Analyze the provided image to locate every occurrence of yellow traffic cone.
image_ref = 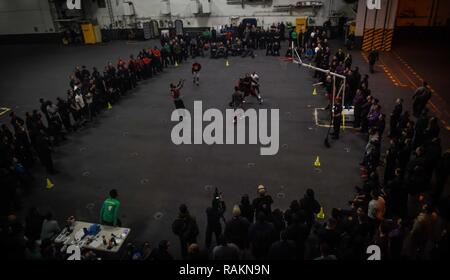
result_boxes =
[107,102,112,110]
[314,156,321,168]
[317,207,325,220]
[226,60,229,67]
[46,178,54,189]
[313,87,317,96]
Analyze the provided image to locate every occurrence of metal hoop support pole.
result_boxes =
[342,78,346,130]
[332,75,336,115]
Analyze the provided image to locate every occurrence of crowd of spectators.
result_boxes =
[1,24,448,260]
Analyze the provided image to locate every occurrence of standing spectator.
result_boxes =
[252,185,273,219]
[433,151,450,203]
[279,22,285,41]
[286,212,310,260]
[331,99,343,139]
[284,200,301,226]
[205,197,224,249]
[405,147,427,218]
[224,205,250,250]
[40,238,58,260]
[84,91,95,121]
[368,49,379,73]
[172,204,199,259]
[46,101,65,144]
[360,95,372,133]
[413,110,429,149]
[290,29,298,47]
[148,240,173,260]
[389,98,403,138]
[24,207,44,242]
[211,235,240,260]
[316,218,341,254]
[74,90,87,122]
[385,168,407,218]
[367,190,385,233]
[299,189,321,230]
[268,230,296,260]
[248,212,276,260]
[409,204,440,259]
[69,94,82,129]
[344,53,352,69]
[56,97,72,132]
[412,81,431,117]
[39,98,50,125]
[14,124,34,168]
[3,215,26,259]
[35,130,56,174]
[314,243,337,260]
[372,220,391,260]
[9,111,25,134]
[361,75,370,93]
[353,89,365,128]
[99,189,121,226]
[335,48,345,63]
[383,138,398,185]
[40,212,61,241]
[271,208,286,239]
[24,240,42,260]
[186,243,209,260]
[424,117,440,142]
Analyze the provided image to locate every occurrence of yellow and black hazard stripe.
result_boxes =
[362,28,374,51]
[373,29,384,50]
[382,29,394,51]
[362,28,394,52]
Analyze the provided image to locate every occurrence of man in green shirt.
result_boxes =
[202,30,211,40]
[100,189,121,226]
[161,43,171,68]
[291,30,298,47]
